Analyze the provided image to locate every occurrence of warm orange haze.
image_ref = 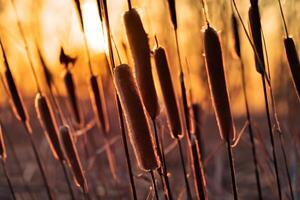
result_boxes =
[0,0,299,199]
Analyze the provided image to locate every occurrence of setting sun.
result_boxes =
[82,2,105,52]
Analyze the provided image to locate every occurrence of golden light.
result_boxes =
[82,2,106,52]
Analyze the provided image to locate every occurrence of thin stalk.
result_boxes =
[102,0,138,199]
[82,187,91,200]
[177,139,192,200]
[276,0,289,37]
[127,0,132,10]
[59,160,76,200]
[23,123,53,200]
[240,60,263,199]
[152,120,173,200]
[1,157,16,200]
[261,75,282,200]
[226,140,238,200]
[150,170,160,200]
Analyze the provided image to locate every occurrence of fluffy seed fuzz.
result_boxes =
[114,64,160,171]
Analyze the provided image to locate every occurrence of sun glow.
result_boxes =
[82,2,106,52]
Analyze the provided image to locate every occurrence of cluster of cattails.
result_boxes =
[0,0,299,199]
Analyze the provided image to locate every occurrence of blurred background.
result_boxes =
[0,0,299,199]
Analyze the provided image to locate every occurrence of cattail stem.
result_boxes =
[59,160,76,200]
[177,139,192,200]
[127,0,132,10]
[260,75,282,200]
[0,157,16,200]
[23,123,53,200]
[279,134,294,200]
[276,0,289,37]
[117,99,138,200]
[226,141,238,200]
[152,120,173,200]
[102,1,138,199]
[150,170,160,200]
[174,30,183,73]
[240,62,263,200]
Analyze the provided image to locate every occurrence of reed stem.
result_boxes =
[150,170,160,200]
[226,140,238,200]
[23,123,53,200]
[152,120,173,200]
[240,61,263,199]
[261,75,282,200]
[1,157,16,200]
[177,139,192,200]
[60,160,76,200]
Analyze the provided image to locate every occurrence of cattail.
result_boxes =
[89,75,110,133]
[204,26,235,143]
[35,93,65,161]
[284,37,300,100]
[0,40,28,123]
[123,9,158,119]
[63,70,82,125]
[231,14,241,58]
[248,4,265,74]
[37,47,53,88]
[73,0,84,31]
[113,64,159,171]
[60,125,88,192]
[0,125,7,160]
[60,48,77,67]
[154,46,182,138]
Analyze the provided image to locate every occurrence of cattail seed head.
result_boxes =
[123,9,159,119]
[248,5,265,74]
[154,46,182,138]
[114,64,160,171]
[203,26,235,143]
[0,125,7,160]
[63,70,82,125]
[60,125,88,191]
[35,93,64,161]
[0,40,28,123]
[231,14,241,58]
[284,37,300,100]
[89,75,110,133]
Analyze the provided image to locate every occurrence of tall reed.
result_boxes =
[231,11,263,199]
[248,1,282,198]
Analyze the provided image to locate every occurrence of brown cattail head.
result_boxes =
[113,64,160,171]
[35,93,65,161]
[284,37,300,100]
[123,9,159,119]
[60,125,88,192]
[154,46,182,139]
[0,125,7,160]
[248,4,265,74]
[231,14,241,58]
[203,26,235,143]
[59,47,77,68]
[0,40,28,123]
[89,75,110,133]
[63,70,82,125]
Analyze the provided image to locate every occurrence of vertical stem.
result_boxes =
[60,160,76,200]
[177,139,192,200]
[1,157,16,200]
[150,170,160,200]
[23,123,53,200]
[226,141,238,200]
[127,0,132,10]
[152,120,173,200]
[261,75,282,200]
[279,134,294,200]
[240,61,263,199]
[116,98,138,200]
